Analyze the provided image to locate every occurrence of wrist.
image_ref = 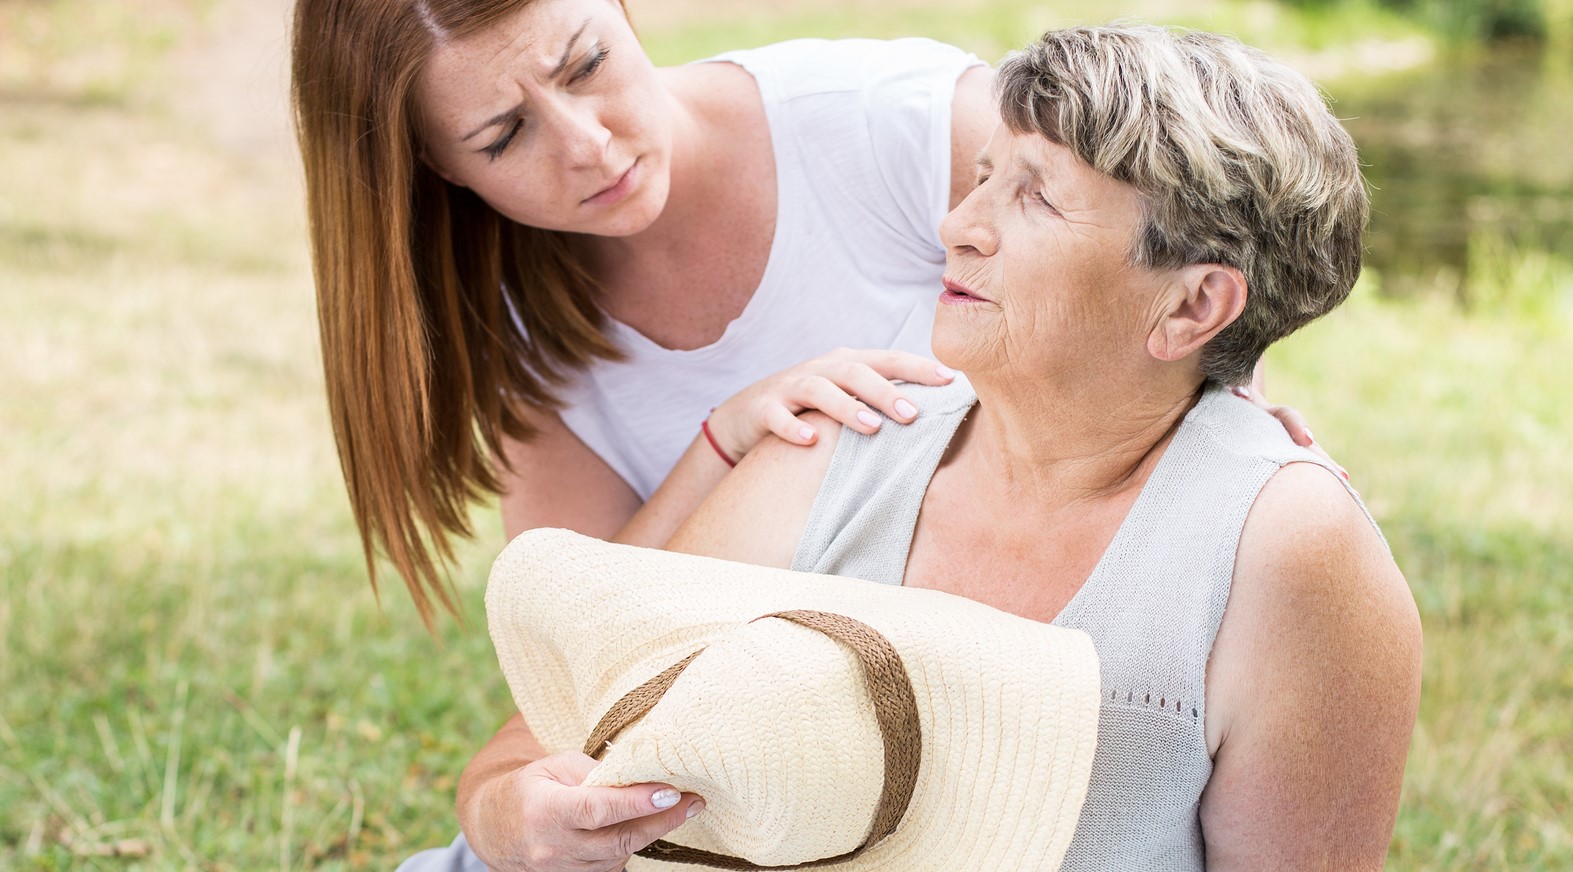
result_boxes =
[455,765,498,835]
[456,767,518,867]
[700,411,737,467]
[703,403,760,465]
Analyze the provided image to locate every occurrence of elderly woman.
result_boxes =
[669,24,1422,870]
[448,25,1417,872]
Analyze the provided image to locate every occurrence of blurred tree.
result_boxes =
[1283,0,1555,42]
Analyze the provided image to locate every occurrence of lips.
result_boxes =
[582,158,639,205]
[942,277,993,303]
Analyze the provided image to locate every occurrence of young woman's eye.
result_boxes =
[484,119,522,161]
[571,45,610,84]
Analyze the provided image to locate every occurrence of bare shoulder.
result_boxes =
[666,413,843,568]
[1212,461,1420,728]
[659,60,768,131]
[1200,461,1422,869]
[949,64,998,210]
[1232,461,1417,641]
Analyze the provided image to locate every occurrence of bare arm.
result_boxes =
[949,65,998,211]
[497,409,648,541]
[1201,462,1423,869]
[497,408,729,546]
[666,411,842,565]
[498,349,953,546]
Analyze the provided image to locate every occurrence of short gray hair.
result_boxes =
[996,24,1368,384]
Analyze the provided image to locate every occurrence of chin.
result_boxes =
[590,161,671,238]
[604,192,666,237]
[929,311,987,374]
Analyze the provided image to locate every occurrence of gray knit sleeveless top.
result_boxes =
[791,376,1378,870]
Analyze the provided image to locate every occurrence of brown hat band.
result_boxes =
[583,609,923,870]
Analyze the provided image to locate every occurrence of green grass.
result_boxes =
[2,0,1570,868]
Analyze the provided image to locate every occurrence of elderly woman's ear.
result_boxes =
[1146,264,1248,365]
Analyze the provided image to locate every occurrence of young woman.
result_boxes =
[291,0,1321,866]
[292,0,998,627]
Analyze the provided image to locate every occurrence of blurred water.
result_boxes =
[1331,44,1573,302]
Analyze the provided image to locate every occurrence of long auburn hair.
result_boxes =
[290,0,626,626]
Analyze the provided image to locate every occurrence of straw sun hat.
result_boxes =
[486,528,1102,871]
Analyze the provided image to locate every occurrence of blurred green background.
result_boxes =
[2,0,1569,867]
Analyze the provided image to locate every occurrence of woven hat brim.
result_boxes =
[487,528,1101,872]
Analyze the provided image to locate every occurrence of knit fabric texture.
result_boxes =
[791,375,1381,870]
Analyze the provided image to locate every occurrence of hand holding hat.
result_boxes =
[487,529,1102,871]
[455,736,702,872]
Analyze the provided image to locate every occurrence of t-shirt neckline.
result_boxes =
[602,52,790,361]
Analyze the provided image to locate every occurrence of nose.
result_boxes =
[547,98,611,169]
[939,184,999,258]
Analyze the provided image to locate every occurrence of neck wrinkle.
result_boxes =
[957,371,1205,510]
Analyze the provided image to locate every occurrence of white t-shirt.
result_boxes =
[557,38,984,499]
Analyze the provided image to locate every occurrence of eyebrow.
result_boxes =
[1013,154,1049,185]
[461,17,592,142]
[973,151,993,175]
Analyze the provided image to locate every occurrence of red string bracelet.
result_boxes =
[700,412,737,468]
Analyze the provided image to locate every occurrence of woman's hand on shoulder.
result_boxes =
[1234,358,1349,480]
[461,748,701,872]
[704,348,955,465]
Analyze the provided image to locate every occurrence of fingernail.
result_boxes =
[1232,386,1250,399]
[686,800,704,820]
[856,410,882,429]
[1304,429,1315,444]
[652,788,680,809]
[799,426,816,441]
[936,364,956,379]
[1340,468,1350,481]
[893,398,918,420]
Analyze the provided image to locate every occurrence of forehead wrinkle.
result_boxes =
[547,18,592,78]
[477,13,587,77]
[457,16,593,143]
